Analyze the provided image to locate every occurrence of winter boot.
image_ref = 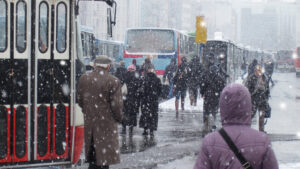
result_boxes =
[194,97,197,106]
[190,95,194,106]
[150,130,154,139]
[121,125,126,135]
[181,100,185,111]
[211,114,217,131]
[129,126,133,138]
[202,115,209,137]
[259,111,265,132]
[142,128,148,136]
[175,101,179,117]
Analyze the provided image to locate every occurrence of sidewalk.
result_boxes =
[75,96,206,169]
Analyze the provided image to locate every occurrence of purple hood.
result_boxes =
[220,83,252,126]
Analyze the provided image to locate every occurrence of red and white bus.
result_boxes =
[294,46,300,77]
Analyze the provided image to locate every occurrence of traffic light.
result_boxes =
[195,16,207,44]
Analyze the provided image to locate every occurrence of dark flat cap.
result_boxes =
[94,55,112,64]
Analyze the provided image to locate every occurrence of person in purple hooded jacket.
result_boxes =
[194,83,278,169]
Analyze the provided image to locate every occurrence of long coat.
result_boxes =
[200,65,225,114]
[194,84,278,169]
[123,71,142,127]
[139,72,162,131]
[187,57,204,90]
[173,62,189,92]
[245,73,270,114]
[77,68,123,166]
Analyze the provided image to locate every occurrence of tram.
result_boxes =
[202,40,245,83]
[0,0,117,168]
[123,28,194,76]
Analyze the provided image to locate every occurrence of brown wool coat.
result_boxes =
[77,68,123,166]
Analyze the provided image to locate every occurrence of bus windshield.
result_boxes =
[125,29,175,54]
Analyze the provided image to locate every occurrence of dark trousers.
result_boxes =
[88,137,109,169]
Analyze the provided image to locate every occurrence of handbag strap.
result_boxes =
[219,128,253,169]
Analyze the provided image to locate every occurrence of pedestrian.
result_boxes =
[187,55,203,106]
[141,56,154,75]
[241,56,248,79]
[245,65,270,132]
[217,55,230,83]
[265,59,275,86]
[194,83,278,169]
[248,59,258,77]
[200,54,226,136]
[139,67,162,138]
[132,59,142,76]
[121,64,142,137]
[77,55,123,169]
[163,58,177,98]
[173,57,189,117]
[115,60,127,85]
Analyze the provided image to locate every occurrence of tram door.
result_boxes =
[0,0,32,163]
[0,0,71,164]
[34,0,71,162]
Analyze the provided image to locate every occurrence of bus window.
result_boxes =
[0,0,7,52]
[39,2,48,53]
[56,2,67,53]
[16,0,27,53]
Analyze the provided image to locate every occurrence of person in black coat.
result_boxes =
[248,59,258,77]
[264,59,275,86]
[200,63,226,136]
[187,56,204,106]
[163,58,177,98]
[115,61,127,85]
[246,65,270,132]
[139,68,162,138]
[122,64,142,137]
[173,57,189,116]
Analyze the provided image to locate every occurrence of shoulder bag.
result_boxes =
[219,128,254,169]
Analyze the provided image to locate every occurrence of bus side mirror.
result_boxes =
[107,8,113,37]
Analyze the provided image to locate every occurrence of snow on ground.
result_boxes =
[155,156,196,169]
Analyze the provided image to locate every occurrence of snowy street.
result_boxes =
[73,72,300,169]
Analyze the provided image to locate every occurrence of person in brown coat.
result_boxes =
[77,55,123,169]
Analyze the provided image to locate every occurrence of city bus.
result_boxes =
[80,25,95,65]
[294,46,300,77]
[123,28,194,77]
[0,0,116,168]
[275,50,294,72]
[94,39,124,74]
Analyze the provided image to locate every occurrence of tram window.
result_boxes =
[0,0,7,52]
[39,2,49,53]
[16,1,27,53]
[56,2,67,53]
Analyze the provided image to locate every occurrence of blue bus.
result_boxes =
[123,28,194,77]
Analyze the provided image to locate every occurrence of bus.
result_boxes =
[275,50,294,72]
[123,28,194,77]
[202,40,245,83]
[0,0,116,168]
[94,39,124,74]
[294,46,300,77]
[80,25,95,66]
